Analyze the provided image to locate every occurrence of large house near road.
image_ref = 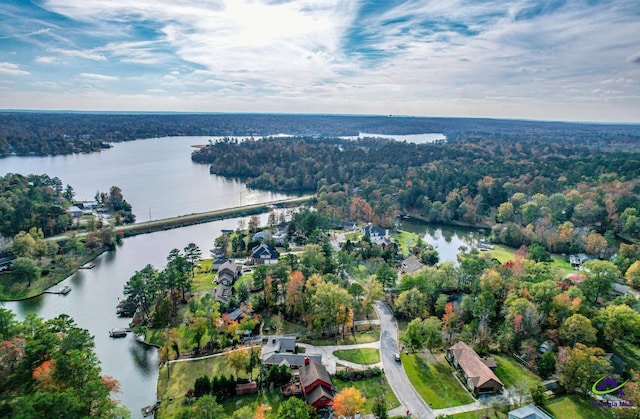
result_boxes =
[261,336,322,369]
[361,224,391,246]
[213,260,242,303]
[249,243,280,265]
[448,341,503,395]
[299,357,336,409]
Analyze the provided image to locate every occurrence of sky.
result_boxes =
[0,0,639,122]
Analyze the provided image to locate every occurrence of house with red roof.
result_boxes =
[448,341,504,395]
[299,358,335,409]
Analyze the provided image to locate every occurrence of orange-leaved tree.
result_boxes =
[333,387,366,418]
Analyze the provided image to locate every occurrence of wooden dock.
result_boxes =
[79,262,96,269]
[44,285,71,295]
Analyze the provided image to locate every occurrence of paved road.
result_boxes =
[375,301,435,419]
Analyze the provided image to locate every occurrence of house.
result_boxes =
[66,206,83,218]
[569,253,591,268]
[249,243,280,265]
[361,224,390,245]
[0,256,16,272]
[213,260,242,303]
[252,231,272,242]
[447,341,504,395]
[611,282,630,297]
[400,255,424,275]
[272,231,288,245]
[299,358,335,409]
[261,336,322,369]
[508,404,554,419]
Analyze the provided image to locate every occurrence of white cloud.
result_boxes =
[79,72,118,81]
[35,56,58,64]
[52,48,107,61]
[0,62,30,76]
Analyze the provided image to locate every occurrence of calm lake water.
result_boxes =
[0,136,291,222]
[1,136,479,417]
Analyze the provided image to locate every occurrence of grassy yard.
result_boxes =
[301,329,380,346]
[546,394,615,419]
[333,375,400,413]
[488,246,578,277]
[487,245,516,264]
[157,350,259,418]
[402,351,474,409]
[191,259,214,293]
[614,341,640,371]
[391,230,420,256]
[492,354,541,389]
[220,388,285,417]
[262,314,308,335]
[450,408,509,418]
[333,348,381,365]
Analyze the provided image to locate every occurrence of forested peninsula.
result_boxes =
[2,112,640,156]
[193,136,640,255]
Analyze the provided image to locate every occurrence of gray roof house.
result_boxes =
[508,404,554,419]
[249,243,280,265]
[361,224,391,246]
[261,336,322,369]
[213,260,242,303]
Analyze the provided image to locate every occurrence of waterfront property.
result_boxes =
[249,243,280,265]
[213,260,242,303]
[447,341,504,395]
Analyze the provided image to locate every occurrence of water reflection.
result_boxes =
[399,219,489,262]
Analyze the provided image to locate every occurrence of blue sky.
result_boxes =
[0,0,639,122]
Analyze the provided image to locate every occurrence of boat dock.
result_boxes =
[44,285,72,295]
[109,327,131,338]
[79,262,96,269]
[141,400,161,417]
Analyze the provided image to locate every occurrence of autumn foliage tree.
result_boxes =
[333,387,366,419]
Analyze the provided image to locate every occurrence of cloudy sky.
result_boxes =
[0,0,639,122]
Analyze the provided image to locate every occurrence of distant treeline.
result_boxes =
[1,112,639,156]
[192,136,640,250]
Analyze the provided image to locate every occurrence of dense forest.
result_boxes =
[1,112,640,156]
[192,136,640,254]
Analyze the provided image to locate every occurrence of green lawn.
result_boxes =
[333,375,400,413]
[547,394,615,419]
[333,348,381,365]
[302,329,380,346]
[492,354,541,389]
[191,259,215,293]
[391,230,420,256]
[157,351,259,418]
[262,314,308,335]
[450,408,509,419]
[402,352,474,409]
[220,388,285,417]
[487,245,516,263]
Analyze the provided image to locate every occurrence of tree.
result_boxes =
[558,314,597,347]
[557,343,611,393]
[579,260,620,304]
[193,375,211,398]
[311,281,351,340]
[184,243,202,277]
[375,263,397,288]
[538,351,556,379]
[597,304,640,345]
[333,387,366,419]
[177,395,224,419]
[528,243,551,263]
[363,279,383,319]
[277,396,318,419]
[530,384,547,407]
[625,260,640,289]
[372,394,389,419]
[248,215,260,234]
[395,288,427,319]
[225,348,250,380]
[11,257,40,287]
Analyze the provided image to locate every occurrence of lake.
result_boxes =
[1,136,481,417]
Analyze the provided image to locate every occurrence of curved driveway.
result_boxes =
[375,301,435,419]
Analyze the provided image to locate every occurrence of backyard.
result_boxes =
[546,394,615,419]
[402,351,475,409]
[333,375,400,413]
